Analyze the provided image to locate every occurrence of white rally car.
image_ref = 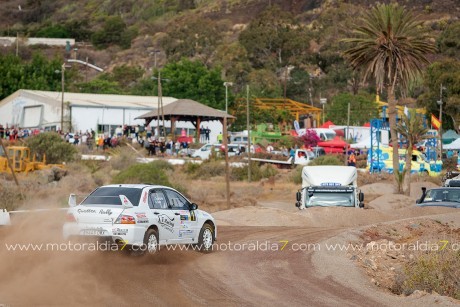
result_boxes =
[63,184,216,254]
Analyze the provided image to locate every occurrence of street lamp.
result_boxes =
[320,97,327,126]
[150,50,161,69]
[223,82,233,113]
[55,63,65,132]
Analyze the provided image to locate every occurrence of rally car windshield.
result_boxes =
[81,187,142,206]
[307,192,354,207]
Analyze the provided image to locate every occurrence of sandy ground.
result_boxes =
[0,180,459,306]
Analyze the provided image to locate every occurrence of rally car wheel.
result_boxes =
[144,228,159,255]
[197,223,214,253]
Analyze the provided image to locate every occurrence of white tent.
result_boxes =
[443,138,460,150]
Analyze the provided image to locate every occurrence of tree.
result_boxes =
[327,92,379,126]
[300,130,321,148]
[395,109,430,195]
[418,59,460,132]
[160,59,224,109]
[343,3,435,193]
[238,5,309,70]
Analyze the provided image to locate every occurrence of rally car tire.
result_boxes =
[197,223,214,253]
[143,228,159,255]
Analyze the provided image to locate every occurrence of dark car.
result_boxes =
[416,187,460,208]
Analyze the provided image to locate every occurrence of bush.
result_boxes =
[0,183,23,211]
[24,132,77,164]
[290,165,303,184]
[231,162,278,181]
[108,147,137,171]
[184,162,201,174]
[112,161,172,186]
[394,249,460,299]
[190,161,226,179]
[309,155,344,166]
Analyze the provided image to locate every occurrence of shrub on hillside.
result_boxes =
[230,162,277,181]
[112,161,171,186]
[393,249,460,299]
[309,155,344,166]
[24,132,77,164]
[290,165,303,185]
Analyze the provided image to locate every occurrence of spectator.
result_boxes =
[115,126,123,137]
[348,151,357,167]
[0,125,5,138]
[174,141,180,156]
[205,127,211,142]
[217,132,223,144]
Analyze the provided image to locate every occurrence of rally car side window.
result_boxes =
[148,189,168,209]
[163,189,189,210]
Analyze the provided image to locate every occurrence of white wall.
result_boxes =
[0,96,60,128]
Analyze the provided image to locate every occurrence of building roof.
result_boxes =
[0,90,177,110]
[136,99,235,122]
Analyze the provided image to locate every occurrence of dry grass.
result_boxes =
[394,249,460,299]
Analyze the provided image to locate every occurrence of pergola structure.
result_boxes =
[236,97,322,125]
[136,99,235,141]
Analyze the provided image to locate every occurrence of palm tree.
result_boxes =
[395,109,430,195]
[342,3,435,193]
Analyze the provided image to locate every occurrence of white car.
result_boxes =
[191,143,242,159]
[63,184,216,254]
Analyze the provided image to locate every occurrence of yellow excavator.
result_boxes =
[0,146,64,174]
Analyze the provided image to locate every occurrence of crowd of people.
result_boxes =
[0,124,41,140]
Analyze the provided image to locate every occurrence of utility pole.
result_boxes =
[223,115,230,209]
[345,101,351,165]
[153,70,168,139]
[246,85,251,183]
[438,83,446,158]
[61,63,65,132]
[223,82,233,113]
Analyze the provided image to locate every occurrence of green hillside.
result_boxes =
[1,0,459,129]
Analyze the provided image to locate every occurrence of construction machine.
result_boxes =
[0,146,64,174]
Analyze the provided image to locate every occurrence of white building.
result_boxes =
[0,90,223,142]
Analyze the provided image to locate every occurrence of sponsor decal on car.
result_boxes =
[142,192,148,203]
[99,209,113,215]
[179,230,193,238]
[112,228,128,236]
[180,215,189,221]
[158,214,174,232]
[320,182,341,187]
[135,213,149,224]
[77,208,96,214]
[190,211,196,221]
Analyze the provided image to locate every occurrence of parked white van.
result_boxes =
[297,128,336,141]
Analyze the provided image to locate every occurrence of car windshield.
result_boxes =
[307,192,354,207]
[81,187,142,206]
[423,189,460,203]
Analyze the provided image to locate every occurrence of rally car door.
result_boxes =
[162,188,199,243]
[148,189,178,243]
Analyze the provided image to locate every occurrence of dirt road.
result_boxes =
[0,221,386,306]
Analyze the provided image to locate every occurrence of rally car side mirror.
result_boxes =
[189,203,198,211]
